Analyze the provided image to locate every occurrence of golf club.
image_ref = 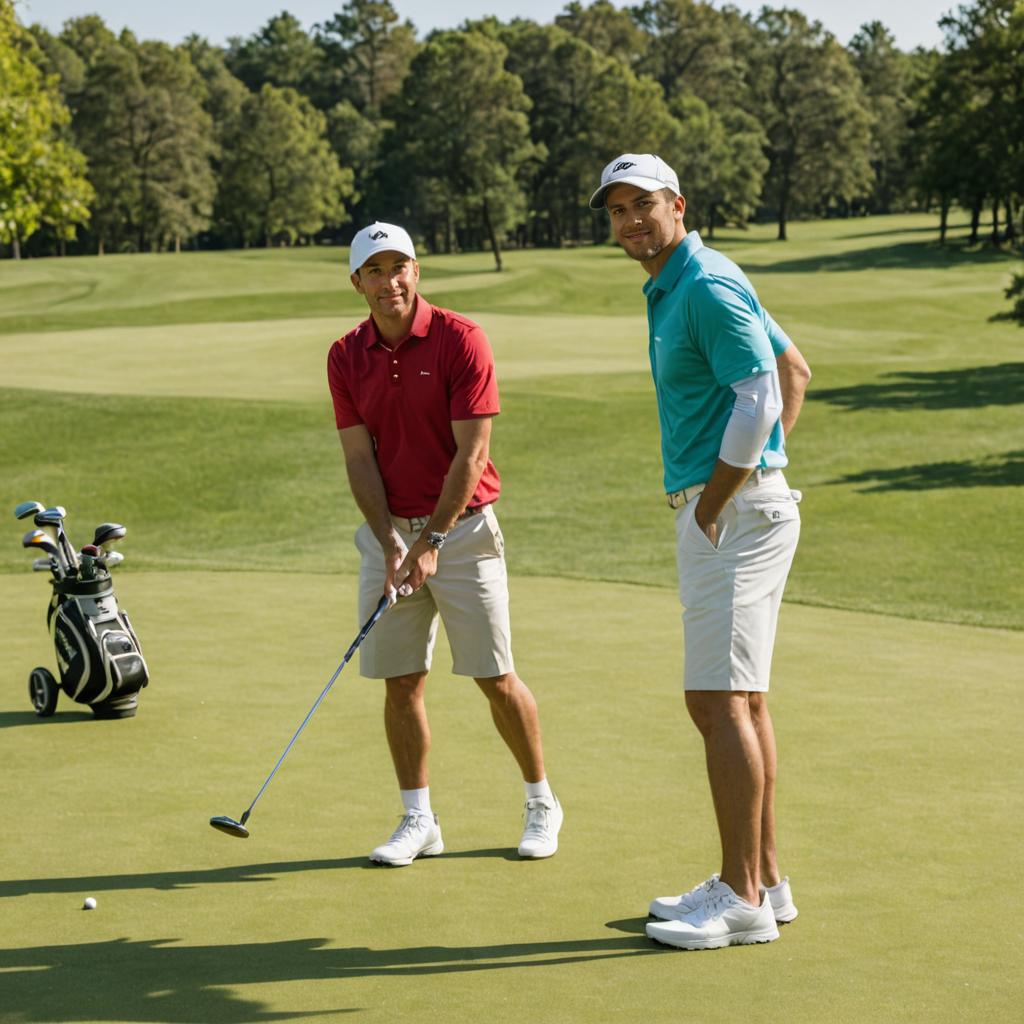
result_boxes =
[14,501,45,521]
[94,523,127,550]
[23,529,65,578]
[32,557,55,572]
[37,507,78,572]
[210,591,393,839]
[104,551,124,569]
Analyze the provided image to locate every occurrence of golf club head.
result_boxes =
[94,523,127,548]
[15,501,45,520]
[210,815,250,838]
[22,529,58,556]
[104,551,124,568]
[32,558,54,572]
[42,505,67,520]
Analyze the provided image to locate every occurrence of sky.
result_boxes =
[21,0,954,51]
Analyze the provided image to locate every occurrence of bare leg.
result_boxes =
[384,672,430,789]
[474,672,546,783]
[748,692,780,887]
[685,691,763,906]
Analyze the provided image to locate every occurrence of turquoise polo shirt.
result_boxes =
[643,232,791,493]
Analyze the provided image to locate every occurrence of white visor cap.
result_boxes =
[589,153,681,210]
[349,222,417,275]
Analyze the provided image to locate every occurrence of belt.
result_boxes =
[667,468,781,509]
[391,505,488,533]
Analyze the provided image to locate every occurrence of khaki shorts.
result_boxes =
[355,505,515,680]
[675,470,800,692]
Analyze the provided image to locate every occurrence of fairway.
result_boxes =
[1,215,1022,1023]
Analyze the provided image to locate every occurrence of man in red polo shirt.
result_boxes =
[327,221,563,866]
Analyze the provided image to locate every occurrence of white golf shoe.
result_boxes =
[369,812,444,866]
[645,879,779,950]
[648,874,720,920]
[763,876,798,923]
[517,795,563,858]
[651,873,798,924]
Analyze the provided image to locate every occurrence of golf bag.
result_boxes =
[45,573,149,718]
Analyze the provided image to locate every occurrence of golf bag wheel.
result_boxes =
[28,667,58,717]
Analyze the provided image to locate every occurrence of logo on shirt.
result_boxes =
[612,161,636,173]
[420,371,431,376]
[370,230,388,240]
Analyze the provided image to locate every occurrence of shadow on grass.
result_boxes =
[747,239,1018,273]
[0,710,95,729]
[810,363,1024,411]
[2,933,660,1022]
[829,451,1024,492]
[0,847,533,898]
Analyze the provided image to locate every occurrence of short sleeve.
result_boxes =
[327,342,364,430]
[691,277,776,387]
[448,324,501,420]
[764,313,793,357]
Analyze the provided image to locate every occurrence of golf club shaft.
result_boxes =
[239,593,391,826]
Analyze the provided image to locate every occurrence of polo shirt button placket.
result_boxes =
[391,356,400,387]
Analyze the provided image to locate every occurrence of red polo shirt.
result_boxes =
[327,297,502,517]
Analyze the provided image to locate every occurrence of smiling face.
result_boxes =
[351,250,420,325]
[605,183,686,277]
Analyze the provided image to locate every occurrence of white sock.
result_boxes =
[400,787,432,816]
[524,778,553,802]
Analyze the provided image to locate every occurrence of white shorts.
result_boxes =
[675,470,800,692]
[355,505,515,680]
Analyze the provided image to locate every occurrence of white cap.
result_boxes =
[349,221,416,275]
[589,153,680,209]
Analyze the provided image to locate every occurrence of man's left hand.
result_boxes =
[394,538,440,597]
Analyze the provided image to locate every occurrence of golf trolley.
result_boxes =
[14,501,149,719]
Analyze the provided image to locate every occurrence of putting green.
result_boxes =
[1,570,1020,1023]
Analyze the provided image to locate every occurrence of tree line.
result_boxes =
[2,0,1023,267]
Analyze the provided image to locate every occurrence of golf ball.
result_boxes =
[83,897,97,910]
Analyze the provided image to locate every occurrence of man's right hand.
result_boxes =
[382,529,409,597]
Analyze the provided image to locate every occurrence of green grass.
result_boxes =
[1,213,1021,627]
[0,214,1022,1023]
[1,572,1021,1023]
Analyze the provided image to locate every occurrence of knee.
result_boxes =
[476,672,524,705]
[385,674,425,712]
[685,691,746,738]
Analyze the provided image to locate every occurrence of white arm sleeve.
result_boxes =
[719,370,783,469]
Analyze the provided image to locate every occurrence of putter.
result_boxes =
[210,592,393,839]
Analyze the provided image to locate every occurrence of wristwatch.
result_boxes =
[425,530,447,550]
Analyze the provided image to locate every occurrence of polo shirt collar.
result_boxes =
[643,231,704,297]
[365,296,433,348]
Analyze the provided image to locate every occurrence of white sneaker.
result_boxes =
[763,876,798,923]
[517,795,563,858]
[648,874,720,921]
[645,879,779,950]
[369,812,443,866]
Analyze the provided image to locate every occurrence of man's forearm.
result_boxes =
[777,345,811,437]
[694,459,753,529]
[423,447,489,536]
[345,453,395,545]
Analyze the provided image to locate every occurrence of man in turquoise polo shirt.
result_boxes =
[590,154,812,951]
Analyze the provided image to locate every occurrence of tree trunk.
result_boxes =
[991,197,1001,245]
[969,197,982,243]
[707,203,717,240]
[939,195,949,244]
[12,235,21,260]
[98,238,105,256]
[481,197,502,273]
[1005,199,1016,244]
[175,235,181,253]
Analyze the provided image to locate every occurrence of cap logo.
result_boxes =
[612,161,636,173]
[370,230,388,240]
